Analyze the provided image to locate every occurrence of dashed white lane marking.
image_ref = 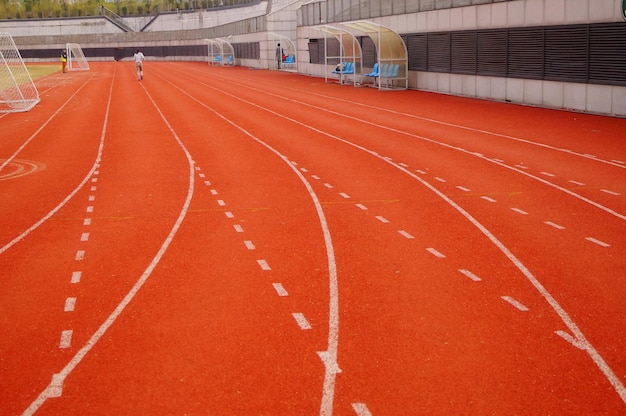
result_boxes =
[501,296,529,312]
[198,173,205,178]
[352,402,373,416]
[210,189,218,195]
[544,221,565,230]
[339,192,351,199]
[244,240,255,250]
[217,199,226,206]
[91,177,98,183]
[70,271,81,284]
[300,167,308,172]
[586,237,610,248]
[398,230,414,239]
[601,189,620,196]
[555,330,588,350]
[80,233,89,242]
[456,186,471,192]
[355,203,368,210]
[415,169,427,174]
[59,330,73,349]
[75,250,85,261]
[540,172,555,177]
[481,196,497,203]
[204,180,211,186]
[225,211,234,218]
[292,313,312,330]
[324,183,333,189]
[272,283,288,297]
[426,247,445,258]
[399,162,409,167]
[311,175,320,180]
[233,224,244,233]
[88,195,95,202]
[611,159,625,165]
[83,218,91,226]
[86,206,94,213]
[569,180,585,186]
[458,269,482,282]
[90,186,96,192]
[257,259,271,270]
[515,164,528,170]
[511,207,528,215]
[435,177,446,182]
[375,216,389,223]
[64,298,76,312]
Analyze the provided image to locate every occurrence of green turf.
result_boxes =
[27,64,61,80]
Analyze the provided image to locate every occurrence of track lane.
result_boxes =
[150,63,624,414]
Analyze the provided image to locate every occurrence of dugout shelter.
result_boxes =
[312,24,362,86]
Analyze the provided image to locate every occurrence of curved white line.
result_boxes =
[23,69,197,415]
[152,68,340,416]
[170,69,626,406]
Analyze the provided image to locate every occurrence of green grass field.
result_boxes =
[27,64,61,80]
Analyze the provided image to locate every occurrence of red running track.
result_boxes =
[1,62,625,415]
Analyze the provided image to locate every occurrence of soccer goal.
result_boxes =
[66,43,90,71]
[0,32,40,112]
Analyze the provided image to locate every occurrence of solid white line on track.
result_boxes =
[555,330,588,350]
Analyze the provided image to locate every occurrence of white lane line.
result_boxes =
[257,259,271,270]
[501,296,529,312]
[375,216,389,223]
[59,330,73,349]
[80,232,90,242]
[611,159,625,165]
[586,237,610,248]
[601,189,620,196]
[225,211,234,218]
[204,180,211,186]
[91,177,98,183]
[456,186,471,192]
[198,173,205,178]
[234,224,244,233]
[540,171,555,177]
[515,164,528,170]
[194,166,201,171]
[88,195,95,202]
[458,269,482,282]
[210,189,218,195]
[83,218,91,226]
[511,207,528,215]
[292,313,312,330]
[435,177,446,183]
[90,186,97,192]
[481,196,497,203]
[75,250,85,261]
[544,221,565,230]
[244,240,255,250]
[311,175,320,180]
[352,402,373,416]
[339,192,351,199]
[569,180,585,186]
[324,183,334,189]
[415,169,427,174]
[300,167,308,172]
[86,206,94,213]
[398,230,414,239]
[216,199,226,206]
[426,247,445,258]
[70,271,81,284]
[64,297,76,312]
[555,330,588,350]
[272,283,288,297]
[399,162,409,167]
[355,203,368,210]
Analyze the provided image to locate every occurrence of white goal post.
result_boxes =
[0,32,40,112]
[66,43,90,71]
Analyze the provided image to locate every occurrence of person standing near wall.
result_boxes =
[61,49,67,73]
[134,49,145,81]
[275,43,283,69]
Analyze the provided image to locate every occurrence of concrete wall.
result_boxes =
[298,0,626,117]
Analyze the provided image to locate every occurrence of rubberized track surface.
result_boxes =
[1,62,625,415]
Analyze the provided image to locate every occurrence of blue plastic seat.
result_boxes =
[364,63,379,77]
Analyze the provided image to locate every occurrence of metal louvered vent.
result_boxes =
[477,30,507,77]
[589,23,626,86]
[451,31,476,75]
[544,25,589,83]
[508,27,544,79]
[407,33,427,71]
[428,32,450,73]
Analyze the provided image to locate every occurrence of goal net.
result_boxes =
[66,43,90,71]
[0,33,40,112]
